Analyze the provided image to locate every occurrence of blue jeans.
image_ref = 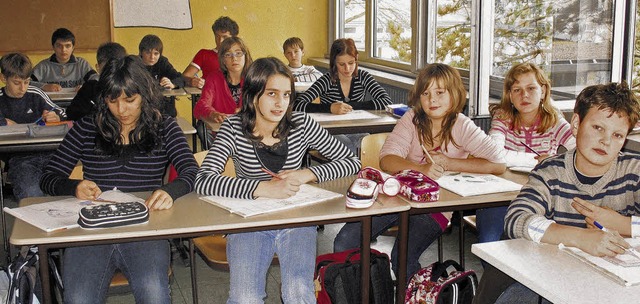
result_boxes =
[495,282,551,304]
[476,206,508,243]
[7,153,51,202]
[226,226,317,304]
[333,133,368,155]
[62,240,171,304]
[334,213,444,281]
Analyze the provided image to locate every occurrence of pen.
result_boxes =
[421,144,436,164]
[594,220,640,259]
[261,168,281,180]
[33,116,44,125]
[520,141,541,156]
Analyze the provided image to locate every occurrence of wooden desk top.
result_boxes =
[183,86,202,95]
[407,170,529,211]
[175,116,196,135]
[10,176,409,246]
[162,88,187,97]
[472,239,640,304]
[203,110,398,135]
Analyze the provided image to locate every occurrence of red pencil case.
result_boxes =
[393,169,439,202]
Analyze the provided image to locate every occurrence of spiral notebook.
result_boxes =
[559,238,640,286]
[200,184,343,217]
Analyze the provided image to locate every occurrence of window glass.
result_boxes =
[633,0,640,93]
[490,1,613,105]
[344,0,366,50]
[373,0,412,63]
[435,0,472,70]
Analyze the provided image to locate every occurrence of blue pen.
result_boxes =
[594,221,640,259]
[33,116,44,125]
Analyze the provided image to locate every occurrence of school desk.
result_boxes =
[393,170,529,303]
[472,239,640,304]
[10,176,410,304]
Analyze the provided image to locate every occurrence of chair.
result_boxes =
[359,133,450,262]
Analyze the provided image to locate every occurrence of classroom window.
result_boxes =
[633,0,640,92]
[332,0,627,117]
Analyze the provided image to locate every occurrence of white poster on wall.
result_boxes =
[113,0,192,29]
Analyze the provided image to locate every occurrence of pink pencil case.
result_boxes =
[393,169,439,202]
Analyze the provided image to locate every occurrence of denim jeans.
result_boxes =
[476,206,508,243]
[62,240,171,304]
[226,226,317,304]
[495,282,552,304]
[333,133,368,155]
[333,213,444,281]
[7,152,51,202]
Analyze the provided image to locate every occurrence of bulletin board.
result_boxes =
[0,0,113,53]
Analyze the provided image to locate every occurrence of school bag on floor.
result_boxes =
[405,260,477,304]
[315,248,394,304]
[6,246,41,304]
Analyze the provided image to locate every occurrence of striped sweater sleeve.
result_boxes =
[349,70,392,111]
[158,118,198,199]
[293,73,332,113]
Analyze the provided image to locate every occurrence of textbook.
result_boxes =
[200,184,343,217]
[559,238,640,286]
[436,172,523,197]
[3,190,144,232]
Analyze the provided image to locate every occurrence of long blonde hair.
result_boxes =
[409,63,467,151]
[490,62,558,133]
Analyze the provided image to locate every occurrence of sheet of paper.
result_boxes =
[3,190,143,232]
[559,238,640,286]
[436,172,523,197]
[200,184,343,217]
[307,110,380,122]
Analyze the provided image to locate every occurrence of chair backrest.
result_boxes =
[194,151,236,177]
[359,133,389,170]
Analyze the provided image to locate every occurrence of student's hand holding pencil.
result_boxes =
[254,174,302,199]
[76,180,102,201]
[572,197,631,237]
[276,168,317,184]
[42,110,60,123]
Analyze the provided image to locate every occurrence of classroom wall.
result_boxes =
[22,0,329,121]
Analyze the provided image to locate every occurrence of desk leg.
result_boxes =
[0,170,9,265]
[189,240,198,304]
[396,210,409,304]
[360,216,371,303]
[458,210,465,268]
[191,94,199,153]
[39,245,52,304]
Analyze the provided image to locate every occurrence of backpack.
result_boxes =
[405,260,477,304]
[315,248,394,304]
[6,246,41,304]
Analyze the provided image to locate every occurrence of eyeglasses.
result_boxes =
[223,51,245,59]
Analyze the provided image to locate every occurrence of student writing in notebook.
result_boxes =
[334,63,506,281]
[474,82,640,304]
[0,53,64,204]
[293,38,392,152]
[195,57,360,303]
[193,37,253,146]
[476,63,576,245]
[31,28,96,92]
[40,55,198,304]
[182,16,240,88]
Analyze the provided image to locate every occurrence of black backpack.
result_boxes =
[315,248,395,304]
[6,246,41,304]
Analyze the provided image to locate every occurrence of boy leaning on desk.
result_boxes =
[0,53,65,203]
[473,82,640,304]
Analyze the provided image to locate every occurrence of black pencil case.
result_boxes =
[78,202,149,229]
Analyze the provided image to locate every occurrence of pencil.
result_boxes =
[261,168,281,180]
[520,141,541,156]
[421,144,436,164]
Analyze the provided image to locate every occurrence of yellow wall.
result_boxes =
[24,0,328,121]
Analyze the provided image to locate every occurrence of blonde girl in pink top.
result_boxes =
[334,63,505,280]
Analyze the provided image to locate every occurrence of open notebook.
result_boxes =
[200,184,343,217]
[4,190,144,232]
[559,238,640,286]
[436,172,523,197]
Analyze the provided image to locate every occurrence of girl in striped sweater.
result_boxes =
[477,63,576,245]
[40,55,198,304]
[195,57,360,304]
